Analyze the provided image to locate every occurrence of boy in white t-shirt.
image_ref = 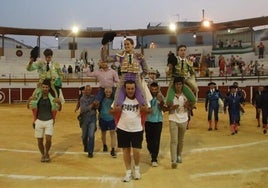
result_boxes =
[167,76,193,169]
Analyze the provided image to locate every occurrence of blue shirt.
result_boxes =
[99,97,114,121]
[146,97,163,123]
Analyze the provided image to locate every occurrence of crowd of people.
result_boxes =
[26,39,267,183]
[205,53,266,77]
[216,38,243,49]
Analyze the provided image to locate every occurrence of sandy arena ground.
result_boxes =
[0,102,268,188]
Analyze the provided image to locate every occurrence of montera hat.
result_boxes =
[208,82,216,86]
[79,86,85,91]
[229,85,237,89]
[101,32,117,45]
[30,46,39,61]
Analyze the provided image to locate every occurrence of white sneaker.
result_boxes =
[122,173,132,182]
[152,161,158,167]
[134,170,141,180]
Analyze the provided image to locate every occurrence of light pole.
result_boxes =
[71,26,79,58]
[169,22,178,50]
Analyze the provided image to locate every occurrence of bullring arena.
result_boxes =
[0,93,268,188]
[1,16,268,188]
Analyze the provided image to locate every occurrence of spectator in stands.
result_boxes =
[232,62,239,76]
[68,65,73,74]
[248,60,254,76]
[238,40,242,48]
[237,57,245,73]
[231,38,238,47]
[62,65,67,74]
[219,55,226,76]
[205,54,211,67]
[257,42,265,59]
[89,58,95,72]
[226,58,232,76]
[217,39,224,48]
[81,64,90,74]
[80,49,88,64]
[210,55,215,67]
[225,39,231,48]
[258,64,265,75]
[253,60,260,76]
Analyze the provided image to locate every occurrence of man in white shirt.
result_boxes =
[110,80,150,182]
[167,76,192,169]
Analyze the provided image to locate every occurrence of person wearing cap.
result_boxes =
[166,44,197,108]
[224,85,244,135]
[233,82,246,103]
[167,76,193,168]
[259,86,268,134]
[27,78,62,162]
[205,82,223,131]
[228,82,246,125]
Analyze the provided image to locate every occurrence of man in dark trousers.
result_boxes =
[205,82,223,131]
[259,86,268,134]
[252,86,264,127]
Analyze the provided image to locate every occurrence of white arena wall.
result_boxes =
[0,46,213,79]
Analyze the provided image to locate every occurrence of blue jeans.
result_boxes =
[81,115,96,154]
